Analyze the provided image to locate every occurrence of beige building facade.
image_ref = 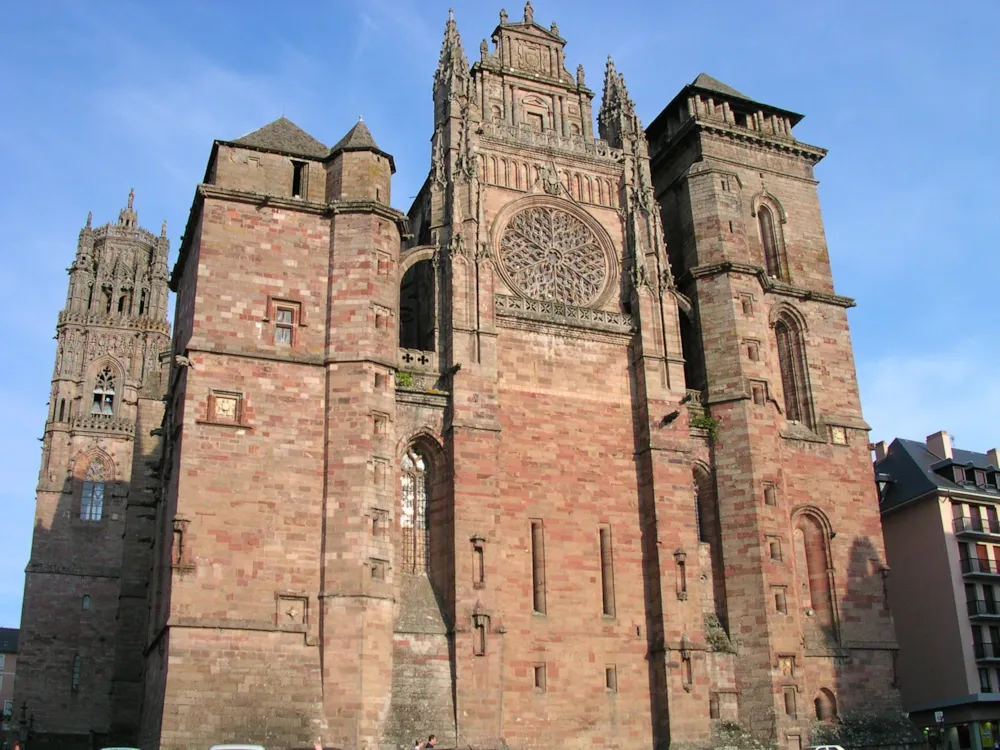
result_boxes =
[878,431,1000,750]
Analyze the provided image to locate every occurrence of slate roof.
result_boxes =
[232,117,329,159]
[690,73,750,101]
[329,119,395,172]
[0,627,18,653]
[876,438,1000,513]
[330,119,379,154]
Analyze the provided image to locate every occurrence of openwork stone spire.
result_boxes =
[435,8,468,86]
[598,56,642,148]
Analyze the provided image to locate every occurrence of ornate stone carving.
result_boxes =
[494,294,634,334]
[478,120,622,162]
[498,205,608,306]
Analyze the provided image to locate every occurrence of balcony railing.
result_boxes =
[955,516,1000,536]
[968,599,1000,617]
[975,642,1000,660]
[961,557,1000,576]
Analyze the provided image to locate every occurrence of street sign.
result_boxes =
[935,711,945,724]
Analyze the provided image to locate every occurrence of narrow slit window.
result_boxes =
[605,666,618,692]
[783,687,797,717]
[473,618,487,656]
[473,542,485,587]
[292,161,307,198]
[534,664,546,691]
[600,526,616,616]
[531,520,546,614]
[759,206,783,279]
[81,594,91,611]
[71,654,82,692]
[775,587,787,614]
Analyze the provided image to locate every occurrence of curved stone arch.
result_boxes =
[750,189,787,223]
[770,303,815,428]
[85,355,126,416]
[71,447,116,483]
[399,245,438,277]
[751,190,789,280]
[395,428,445,469]
[396,430,448,577]
[489,193,620,309]
[768,301,809,333]
[814,687,838,721]
[85,354,126,384]
[790,504,835,544]
[790,504,840,636]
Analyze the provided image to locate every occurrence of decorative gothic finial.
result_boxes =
[359,114,364,122]
[480,39,489,61]
[127,188,135,211]
[448,7,454,21]
[161,220,168,237]
[551,21,559,36]
[523,0,533,23]
[86,211,92,228]
[500,8,507,24]
[577,64,585,87]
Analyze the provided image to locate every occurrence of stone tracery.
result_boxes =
[498,204,608,306]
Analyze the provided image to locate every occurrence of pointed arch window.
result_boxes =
[80,459,106,522]
[758,206,785,279]
[793,511,836,641]
[400,448,430,573]
[91,367,116,416]
[774,316,813,429]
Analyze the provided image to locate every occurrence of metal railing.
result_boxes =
[974,642,1000,659]
[961,557,1000,576]
[954,516,1000,535]
[968,599,1000,616]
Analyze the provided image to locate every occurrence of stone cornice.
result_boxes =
[651,116,827,170]
[684,262,855,308]
[184,342,397,371]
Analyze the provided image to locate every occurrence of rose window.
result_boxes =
[498,205,609,307]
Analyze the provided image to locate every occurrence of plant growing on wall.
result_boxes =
[690,414,720,442]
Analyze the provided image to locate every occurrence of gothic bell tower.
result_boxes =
[16,190,171,748]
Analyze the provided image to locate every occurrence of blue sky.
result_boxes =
[0,1,997,628]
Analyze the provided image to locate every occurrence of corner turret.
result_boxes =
[326,117,395,204]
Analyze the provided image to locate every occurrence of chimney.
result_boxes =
[926,431,953,460]
[872,441,889,462]
[988,448,1000,469]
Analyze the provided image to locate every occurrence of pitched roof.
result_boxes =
[330,119,380,153]
[877,438,1000,513]
[0,627,18,653]
[232,117,329,159]
[690,73,750,101]
[329,119,395,173]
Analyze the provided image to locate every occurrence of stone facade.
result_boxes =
[15,193,171,749]
[18,4,900,750]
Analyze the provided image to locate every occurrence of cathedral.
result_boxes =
[16,4,901,750]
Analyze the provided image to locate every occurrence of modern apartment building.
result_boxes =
[877,431,1000,750]
[1,628,18,743]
